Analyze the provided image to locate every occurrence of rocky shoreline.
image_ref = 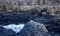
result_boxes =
[0,20,50,36]
[0,11,60,36]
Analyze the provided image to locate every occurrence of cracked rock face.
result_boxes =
[0,20,49,36]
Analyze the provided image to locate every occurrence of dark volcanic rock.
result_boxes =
[0,20,50,36]
[50,14,60,32]
[0,26,16,36]
[17,20,49,36]
[0,11,37,25]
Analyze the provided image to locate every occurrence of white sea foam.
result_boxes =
[3,24,25,33]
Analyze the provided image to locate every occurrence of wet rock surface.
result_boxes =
[0,27,16,36]
[0,20,49,36]
[18,20,49,36]
[0,11,37,25]
[0,11,60,36]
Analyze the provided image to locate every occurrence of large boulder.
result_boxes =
[18,20,49,36]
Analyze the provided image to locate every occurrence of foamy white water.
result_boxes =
[3,24,25,33]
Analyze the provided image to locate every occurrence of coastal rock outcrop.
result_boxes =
[0,20,49,36]
[17,20,49,36]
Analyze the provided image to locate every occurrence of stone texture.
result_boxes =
[17,20,49,36]
[0,20,49,36]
